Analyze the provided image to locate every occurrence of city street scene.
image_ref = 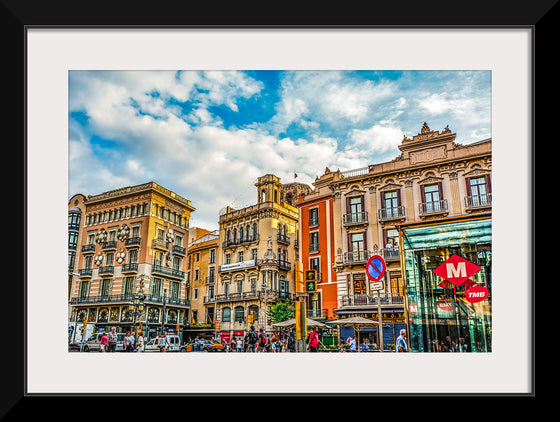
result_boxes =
[68,70,492,353]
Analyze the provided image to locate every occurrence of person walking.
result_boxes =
[306,327,325,352]
[136,333,144,352]
[99,332,108,352]
[396,329,408,352]
[106,327,118,352]
[159,333,169,352]
[244,326,258,352]
[236,337,243,353]
[349,336,357,352]
[257,329,268,352]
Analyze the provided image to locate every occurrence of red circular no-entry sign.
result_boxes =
[366,255,386,281]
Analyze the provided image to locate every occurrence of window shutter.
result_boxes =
[465,177,471,195]
[346,196,351,213]
[420,185,426,204]
[484,174,492,193]
[397,189,402,206]
[437,182,443,199]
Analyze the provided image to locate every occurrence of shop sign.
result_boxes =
[437,300,453,313]
[465,285,489,303]
[409,302,418,316]
[433,254,481,286]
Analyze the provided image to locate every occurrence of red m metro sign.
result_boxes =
[433,254,481,286]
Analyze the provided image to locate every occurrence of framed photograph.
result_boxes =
[15,2,547,409]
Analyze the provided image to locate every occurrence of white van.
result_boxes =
[82,332,127,352]
[144,335,181,352]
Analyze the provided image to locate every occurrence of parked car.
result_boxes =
[181,339,224,352]
[144,335,181,352]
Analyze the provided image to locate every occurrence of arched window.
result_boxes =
[246,225,251,241]
[233,228,237,242]
[235,306,245,322]
[222,307,231,322]
[253,223,258,238]
[227,229,231,241]
[261,189,266,203]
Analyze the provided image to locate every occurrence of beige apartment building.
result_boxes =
[68,182,195,341]
[184,228,220,341]
[214,174,310,345]
[301,123,492,351]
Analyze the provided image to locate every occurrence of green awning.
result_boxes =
[402,218,491,250]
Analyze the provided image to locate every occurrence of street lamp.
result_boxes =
[129,276,146,342]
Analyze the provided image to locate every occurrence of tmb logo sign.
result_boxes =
[433,254,481,286]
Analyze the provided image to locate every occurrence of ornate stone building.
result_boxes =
[215,174,310,344]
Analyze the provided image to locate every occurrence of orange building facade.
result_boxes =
[297,169,339,321]
[68,182,195,340]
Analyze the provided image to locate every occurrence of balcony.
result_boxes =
[152,238,168,250]
[381,247,400,262]
[172,244,186,256]
[78,268,92,278]
[377,206,406,222]
[419,199,448,217]
[152,264,185,280]
[223,234,259,249]
[277,233,290,245]
[343,211,368,226]
[465,193,492,211]
[102,240,117,251]
[342,250,371,265]
[81,244,96,254]
[121,263,138,273]
[125,237,142,248]
[308,216,319,227]
[278,260,291,271]
[98,265,114,275]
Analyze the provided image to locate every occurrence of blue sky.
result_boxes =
[68,70,491,231]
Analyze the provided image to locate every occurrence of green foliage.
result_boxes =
[267,299,295,323]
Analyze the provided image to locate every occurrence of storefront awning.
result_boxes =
[402,218,491,250]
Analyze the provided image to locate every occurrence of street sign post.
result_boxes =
[366,255,386,352]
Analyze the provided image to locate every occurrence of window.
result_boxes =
[235,306,245,322]
[209,249,215,264]
[79,281,90,298]
[84,255,93,269]
[222,307,231,322]
[123,276,135,295]
[151,278,162,296]
[193,288,199,300]
[347,196,364,222]
[100,278,112,297]
[237,278,243,293]
[194,269,199,280]
[129,249,138,264]
[384,228,399,249]
[310,257,320,277]
[208,267,215,283]
[421,183,443,213]
[225,254,231,264]
[348,232,367,261]
[251,248,257,261]
[105,252,114,266]
[132,226,140,238]
[238,251,244,262]
[467,176,491,206]
[309,232,319,253]
[68,231,78,250]
[309,208,319,226]
[169,281,180,299]
[195,253,200,262]
[383,191,400,217]
[250,278,257,292]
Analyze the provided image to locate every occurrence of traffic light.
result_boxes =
[247,312,254,323]
[305,270,317,292]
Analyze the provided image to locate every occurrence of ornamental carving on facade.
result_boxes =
[116,248,126,264]
[96,228,108,244]
[117,223,130,242]
[94,252,104,266]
